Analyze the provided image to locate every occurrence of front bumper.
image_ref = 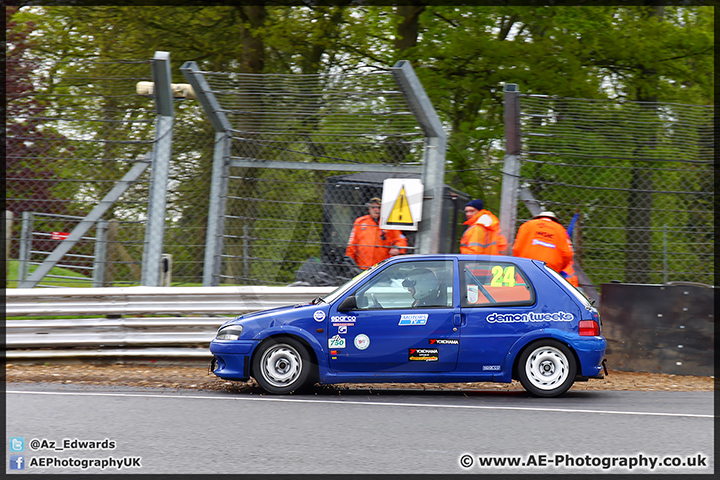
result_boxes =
[209,339,257,381]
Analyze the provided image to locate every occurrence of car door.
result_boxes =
[328,259,459,373]
[457,259,537,374]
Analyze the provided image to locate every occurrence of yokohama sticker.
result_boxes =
[408,348,439,362]
[429,339,459,345]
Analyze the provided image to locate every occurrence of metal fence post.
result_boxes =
[160,253,173,287]
[5,210,13,264]
[390,60,447,254]
[141,51,175,286]
[17,211,33,284]
[93,219,108,288]
[104,219,119,287]
[499,83,521,252]
[181,61,234,286]
[204,132,231,286]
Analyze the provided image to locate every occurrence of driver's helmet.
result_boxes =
[402,268,439,302]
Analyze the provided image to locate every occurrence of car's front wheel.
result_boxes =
[252,337,314,394]
[518,340,577,397]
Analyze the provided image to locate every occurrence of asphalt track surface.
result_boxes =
[6,383,714,475]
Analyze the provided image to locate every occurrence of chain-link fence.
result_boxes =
[6,53,714,289]
[6,56,216,286]
[6,55,465,287]
[516,95,714,286]
[186,66,459,286]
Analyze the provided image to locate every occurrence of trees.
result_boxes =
[10,5,713,285]
[5,7,72,217]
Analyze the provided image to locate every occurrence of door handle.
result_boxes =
[453,314,465,327]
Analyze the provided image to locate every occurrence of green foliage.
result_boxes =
[12,5,714,286]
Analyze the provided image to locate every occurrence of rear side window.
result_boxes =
[461,261,535,307]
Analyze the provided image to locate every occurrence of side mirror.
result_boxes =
[337,295,357,312]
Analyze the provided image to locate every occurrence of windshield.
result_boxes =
[543,265,594,309]
[322,260,387,304]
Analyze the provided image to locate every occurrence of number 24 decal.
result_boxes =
[490,265,516,287]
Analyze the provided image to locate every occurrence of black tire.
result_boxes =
[517,339,577,397]
[251,337,314,394]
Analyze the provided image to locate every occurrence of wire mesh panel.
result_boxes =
[5,56,217,286]
[6,58,155,286]
[198,69,431,286]
[517,95,714,286]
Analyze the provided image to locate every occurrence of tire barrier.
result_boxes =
[599,282,714,376]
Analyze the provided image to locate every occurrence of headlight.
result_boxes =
[216,325,243,340]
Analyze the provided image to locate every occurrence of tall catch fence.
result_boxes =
[6,57,215,287]
[6,51,714,290]
[516,95,714,286]
[7,59,153,287]
[180,61,450,287]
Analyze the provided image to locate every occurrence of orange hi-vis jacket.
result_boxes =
[561,259,580,287]
[459,209,508,255]
[346,215,408,270]
[512,217,574,273]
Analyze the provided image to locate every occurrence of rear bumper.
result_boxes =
[573,336,607,378]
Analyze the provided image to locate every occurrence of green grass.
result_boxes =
[5,261,215,288]
[6,260,92,288]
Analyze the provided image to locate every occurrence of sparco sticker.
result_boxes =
[398,314,428,326]
[313,310,326,322]
[408,348,439,362]
[330,315,357,326]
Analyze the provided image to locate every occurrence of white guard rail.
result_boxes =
[6,286,336,360]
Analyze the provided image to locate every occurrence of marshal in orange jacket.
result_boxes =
[561,259,580,287]
[459,209,508,255]
[512,216,574,273]
[345,215,408,270]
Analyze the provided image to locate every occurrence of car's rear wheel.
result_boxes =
[252,337,314,394]
[518,340,576,397]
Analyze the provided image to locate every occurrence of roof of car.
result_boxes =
[385,253,541,266]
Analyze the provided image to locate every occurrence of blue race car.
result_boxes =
[209,254,606,397]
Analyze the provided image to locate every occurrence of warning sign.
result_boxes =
[386,186,413,226]
[380,178,423,231]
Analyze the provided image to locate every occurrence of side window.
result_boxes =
[461,261,534,307]
[355,260,454,310]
